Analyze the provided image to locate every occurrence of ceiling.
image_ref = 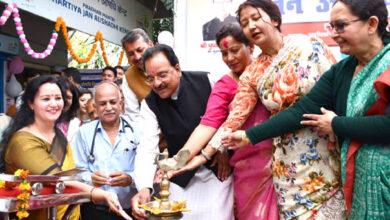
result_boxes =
[135,0,173,19]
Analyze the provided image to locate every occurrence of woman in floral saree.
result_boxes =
[224,0,390,219]
[173,23,278,219]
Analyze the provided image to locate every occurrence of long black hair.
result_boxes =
[57,76,79,122]
[216,22,251,47]
[0,75,65,171]
[63,67,81,85]
[78,87,93,98]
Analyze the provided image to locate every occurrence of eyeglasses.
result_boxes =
[145,68,173,85]
[325,19,360,34]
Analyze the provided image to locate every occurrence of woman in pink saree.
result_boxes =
[172,23,278,219]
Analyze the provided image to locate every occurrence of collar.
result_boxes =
[170,81,181,100]
[96,118,124,133]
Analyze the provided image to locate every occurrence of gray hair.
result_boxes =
[93,81,122,101]
[121,28,151,48]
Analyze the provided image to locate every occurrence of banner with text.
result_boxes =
[174,0,390,76]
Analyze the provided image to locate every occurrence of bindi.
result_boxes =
[221,38,229,49]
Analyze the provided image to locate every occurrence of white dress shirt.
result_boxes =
[133,73,216,191]
[121,75,141,124]
[67,117,81,143]
[134,73,234,219]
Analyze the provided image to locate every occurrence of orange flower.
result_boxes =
[97,32,110,66]
[273,64,299,109]
[117,50,124,66]
[19,170,29,179]
[55,17,98,64]
[95,31,103,41]
[273,161,289,178]
[17,201,29,210]
[16,192,29,200]
[16,210,29,219]
[14,169,31,219]
[302,174,325,193]
[54,16,125,65]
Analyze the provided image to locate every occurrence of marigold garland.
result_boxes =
[55,17,125,66]
[96,31,110,66]
[14,169,31,220]
[117,50,125,66]
[55,17,97,64]
[95,30,125,67]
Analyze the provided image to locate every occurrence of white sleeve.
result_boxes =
[207,72,220,88]
[133,100,160,191]
[121,76,141,124]
[67,117,81,143]
[15,92,23,110]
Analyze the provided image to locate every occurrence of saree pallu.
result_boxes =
[203,75,278,220]
[5,129,80,220]
[255,35,344,219]
[341,44,390,220]
[230,103,279,220]
[56,143,80,220]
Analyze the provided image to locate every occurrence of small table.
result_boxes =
[0,192,90,220]
[0,173,89,220]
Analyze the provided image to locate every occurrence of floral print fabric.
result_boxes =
[211,35,345,219]
[257,35,343,219]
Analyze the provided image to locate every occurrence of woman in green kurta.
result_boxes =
[223,0,390,219]
[0,76,125,220]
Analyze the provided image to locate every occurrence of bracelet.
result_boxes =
[90,187,97,203]
[200,149,212,161]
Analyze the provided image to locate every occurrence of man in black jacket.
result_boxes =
[130,45,233,220]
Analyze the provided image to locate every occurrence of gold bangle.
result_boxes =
[90,187,97,203]
[200,149,212,161]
